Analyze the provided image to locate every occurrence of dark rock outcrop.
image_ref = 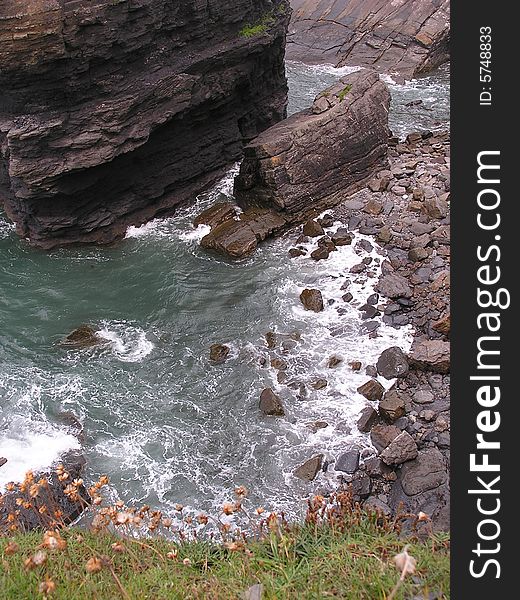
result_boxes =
[234,69,390,218]
[287,0,450,77]
[209,344,230,364]
[59,325,106,349]
[299,288,324,312]
[294,454,323,481]
[377,346,409,379]
[0,0,291,249]
[259,388,285,416]
[357,379,385,402]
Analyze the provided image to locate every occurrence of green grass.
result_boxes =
[338,84,353,102]
[239,23,269,38]
[1,518,450,599]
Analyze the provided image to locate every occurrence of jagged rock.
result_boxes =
[357,379,385,402]
[414,390,435,404]
[357,406,380,433]
[350,473,371,499]
[234,70,390,216]
[294,455,323,481]
[409,340,450,373]
[376,347,410,379]
[193,203,237,229]
[300,289,324,312]
[311,247,330,261]
[409,247,429,262]
[302,219,324,237]
[399,448,447,495]
[380,431,418,465]
[287,0,450,77]
[311,379,328,390]
[0,0,291,248]
[423,195,449,220]
[209,344,230,364]
[270,358,288,371]
[0,457,6,468]
[328,355,343,368]
[306,421,329,433]
[289,248,306,258]
[379,388,406,423]
[371,424,401,453]
[0,451,90,533]
[331,229,353,246]
[265,332,277,349]
[259,388,285,417]
[335,450,360,473]
[349,361,362,371]
[60,325,106,349]
[375,274,413,299]
[432,313,451,336]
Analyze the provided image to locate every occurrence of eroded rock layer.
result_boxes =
[287,0,450,77]
[0,0,291,248]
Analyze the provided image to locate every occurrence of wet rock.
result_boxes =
[364,198,383,215]
[193,203,237,229]
[349,361,362,371]
[342,292,354,303]
[209,344,230,364]
[318,214,335,228]
[366,365,378,377]
[360,304,380,319]
[409,340,450,373]
[376,346,409,379]
[303,219,325,237]
[259,389,285,417]
[332,228,353,246]
[311,246,330,261]
[311,379,328,390]
[350,263,367,274]
[379,387,406,422]
[328,355,343,368]
[60,325,106,349]
[265,332,277,349]
[300,289,324,312]
[306,421,329,433]
[375,274,412,299]
[380,431,418,465]
[364,457,396,481]
[270,358,288,371]
[432,313,451,337]
[370,424,401,453]
[288,248,306,258]
[294,455,323,482]
[357,406,380,433]
[335,450,360,473]
[366,293,379,305]
[0,457,7,468]
[357,379,385,401]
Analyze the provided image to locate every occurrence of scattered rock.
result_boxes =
[380,431,418,465]
[375,274,412,299]
[311,379,328,390]
[288,248,306,258]
[357,406,380,433]
[335,450,360,473]
[303,219,325,237]
[60,325,106,349]
[265,332,277,349]
[306,421,329,433]
[400,449,447,495]
[379,387,406,422]
[357,379,385,401]
[328,355,343,368]
[376,346,409,379]
[342,292,354,303]
[331,229,353,246]
[209,344,230,364]
[370,424,401,453]
[349,361,362,371]
[270,358,288,371]
[423,196,449,220]
[259,389,285,417]
[409,340,450,373]
[408,247,428,262]
[300,289,324,312]
[294,455,323,482]
[414,390,435,404]
[432,313,451,337]
[311,247,330,261]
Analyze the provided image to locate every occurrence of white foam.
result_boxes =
[0,216,15,240]
[0,419,80,489]
[97,322,154,362]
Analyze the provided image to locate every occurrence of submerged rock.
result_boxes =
[209,344,230,364]
[60,325,106,349]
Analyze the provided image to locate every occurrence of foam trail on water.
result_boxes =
[97,321,154,363]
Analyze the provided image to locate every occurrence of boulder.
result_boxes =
[399,448,447,496]
[335,450,360,473]
[259,389,285,417]
[294,455,323,481]
[234,70,390,216]
[311,378,328,390]
[432,313,451,337]
[0,457,7,468]
[375,274,413,299]
[310,247,330,261]
[60,325,106,349]
[380,431,418,465]
[379,387,406,422]
[300,289,324,312]
[209,344,230,364]
[302,219,324,237]
[357,379,385,402]
[370,424,401,453]
[193,203,237,229]
[357,406,380,433]
[327,355,343,368]
[409,340,450,373]
[423,196,449,220]
[376,346,409,379]
[331,229,353,246]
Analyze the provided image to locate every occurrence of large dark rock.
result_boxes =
[294,454,323,481]
[0,0,291,249]
[259,388,285,416]
[380,431,418,465]
[59,325,106,349]
[370,424,401,453]
[287,0,450,78]
[399,448,447,495]
[375,274,413,299]
[0,451,90,533]
[357,379,385,402]
[209,344,230,364]
[300,289,324,312]
[335,450,360,474]
[357,406,380,433]
[234,70,390,218]
[376,346,410,379]
[409,339,450,373]
[379,387,406,423]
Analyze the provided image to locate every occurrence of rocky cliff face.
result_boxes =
[287,0,450,77]
[0,0,291,248]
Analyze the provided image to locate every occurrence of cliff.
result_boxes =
[287,0,450,77]
[0,0,291,248]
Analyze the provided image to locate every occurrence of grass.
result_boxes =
[240,23,270,38]
[337,85,353,102]
[1,505,450,599]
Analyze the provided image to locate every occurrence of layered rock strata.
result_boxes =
[0,0,291,248]
[287,0,450,77]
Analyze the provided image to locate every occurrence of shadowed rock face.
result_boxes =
[0,0,291,248]
[287,0,450,77]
